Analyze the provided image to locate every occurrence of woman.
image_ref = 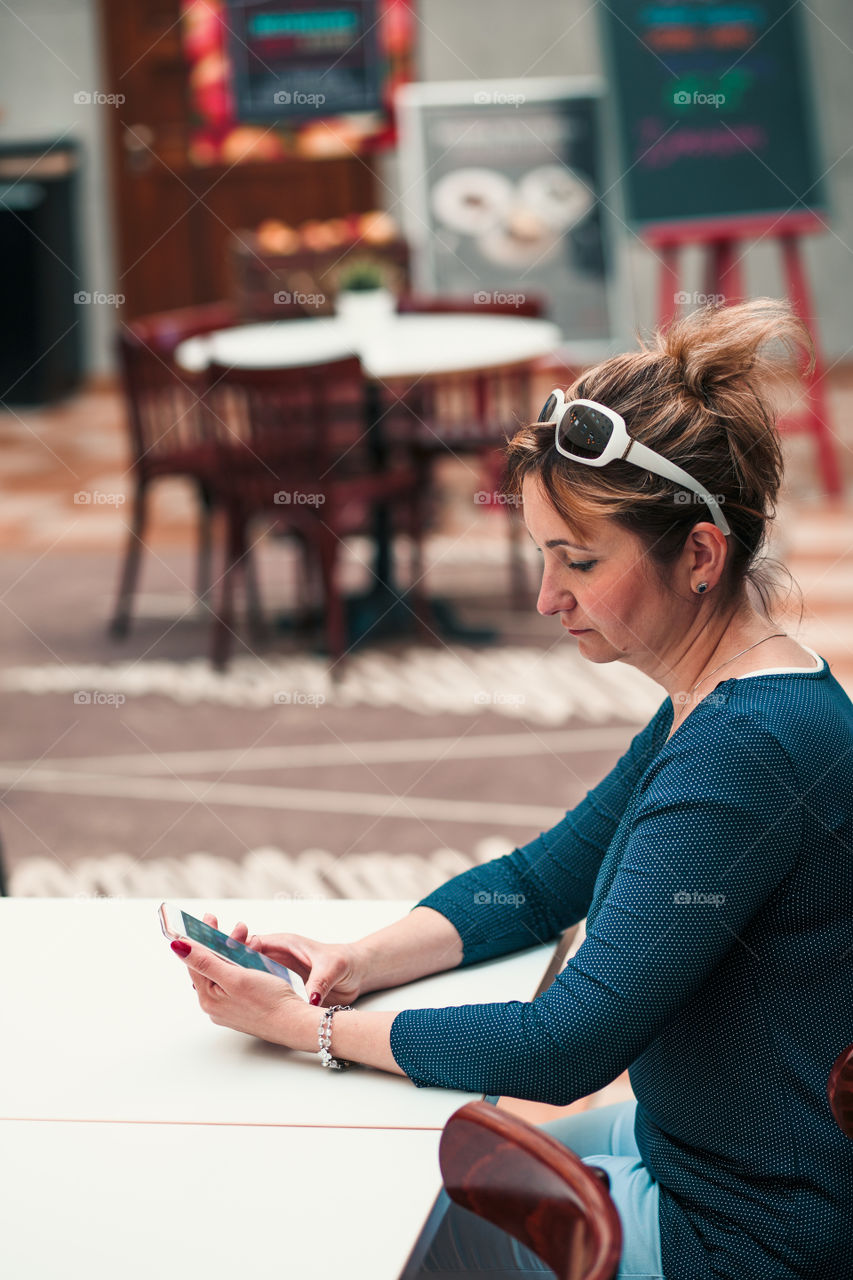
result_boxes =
[172,300,853,1280]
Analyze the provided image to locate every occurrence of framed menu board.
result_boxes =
[396,78,626,354]
[225,0,384,120]
[598,0,826,235]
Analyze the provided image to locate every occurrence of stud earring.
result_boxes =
[696,582,709,594]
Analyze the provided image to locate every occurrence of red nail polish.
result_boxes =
[309,992,321,1006]
[171,940,191,958]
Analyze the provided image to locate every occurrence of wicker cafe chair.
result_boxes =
[203,355,426,669]
[439,1101,622,1280]
[110,301,257,639]
[829,1044,853,1140]
[388,295,546,608]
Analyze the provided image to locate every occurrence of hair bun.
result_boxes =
[658,298,812,406]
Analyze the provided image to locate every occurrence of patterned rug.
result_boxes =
[8,838,513,899]
[1,643,663,723]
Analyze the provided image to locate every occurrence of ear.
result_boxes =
[684,523,728,593]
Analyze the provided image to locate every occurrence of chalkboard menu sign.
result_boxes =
[397,78,623,351]
[599,1,826,234]
[226,0,383,120]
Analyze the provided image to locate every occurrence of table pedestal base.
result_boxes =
[273,585,497,653]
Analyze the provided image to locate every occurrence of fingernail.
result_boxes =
[309,992,321,1006]
[171,940,191,958]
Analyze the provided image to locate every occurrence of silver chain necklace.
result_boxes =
[671,632,788,730]
[690,632,788,695]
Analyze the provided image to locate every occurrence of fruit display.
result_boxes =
[232,212,409,319]
[254,211,399,256]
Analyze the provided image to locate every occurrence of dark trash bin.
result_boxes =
[0,138,83,405]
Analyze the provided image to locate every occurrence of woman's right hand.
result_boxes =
[202,914,366,1006]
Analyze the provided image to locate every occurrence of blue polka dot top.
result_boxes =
[390,656,853,1280]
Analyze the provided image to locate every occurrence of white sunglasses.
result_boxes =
[538,392,731,536]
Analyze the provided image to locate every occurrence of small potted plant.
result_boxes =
[334,258,395,326]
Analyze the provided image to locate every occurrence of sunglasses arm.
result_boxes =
[625,440,732,536]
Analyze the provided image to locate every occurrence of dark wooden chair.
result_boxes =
[388,296,547,608]
[110,300,246,639]
[829,1044,853,1139]
[203,356,426,669]
[439,1101,622,1280]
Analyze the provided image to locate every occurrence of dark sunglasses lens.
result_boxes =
[557,404,614,460]
[538,393,558,424]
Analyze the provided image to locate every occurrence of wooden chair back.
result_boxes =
[829,1044,853,1139]
[439,1101,621,1280]
[203,356,370,493]
[117,302,240,469]
[387,296,544,450]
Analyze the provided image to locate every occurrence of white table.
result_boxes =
[175,313,563,380]
[0,898,558,1278]
[0,1119,443,1280]
[0,898,554,1128]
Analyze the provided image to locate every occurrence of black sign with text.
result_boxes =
[600,0,825,230]
[226,0,383,121]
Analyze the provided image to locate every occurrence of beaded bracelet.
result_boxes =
[317,1004,353,1069]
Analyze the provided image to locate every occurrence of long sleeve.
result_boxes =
[390,712,802,1101]
[413,699,673,965]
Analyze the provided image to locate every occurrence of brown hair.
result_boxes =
[505,299,812,617]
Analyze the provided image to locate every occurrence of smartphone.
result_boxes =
[159,903,293,984]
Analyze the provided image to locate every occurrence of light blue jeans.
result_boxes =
[420,1100,665,1279]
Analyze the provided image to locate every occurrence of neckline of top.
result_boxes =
[731,643,825,679]
[661,647,827,746]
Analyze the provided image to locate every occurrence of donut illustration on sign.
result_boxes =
[430,164,594,268]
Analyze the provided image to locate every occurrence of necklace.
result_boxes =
[691,633,788,694]
[671,632,788,732]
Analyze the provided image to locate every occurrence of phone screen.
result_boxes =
[175,909,293,984]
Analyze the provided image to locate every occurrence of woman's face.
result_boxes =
[522,474,683,674]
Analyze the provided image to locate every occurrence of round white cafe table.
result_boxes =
[175,313,563,380]
[175,311,562,647]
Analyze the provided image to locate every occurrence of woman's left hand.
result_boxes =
[171,926,312,1050]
